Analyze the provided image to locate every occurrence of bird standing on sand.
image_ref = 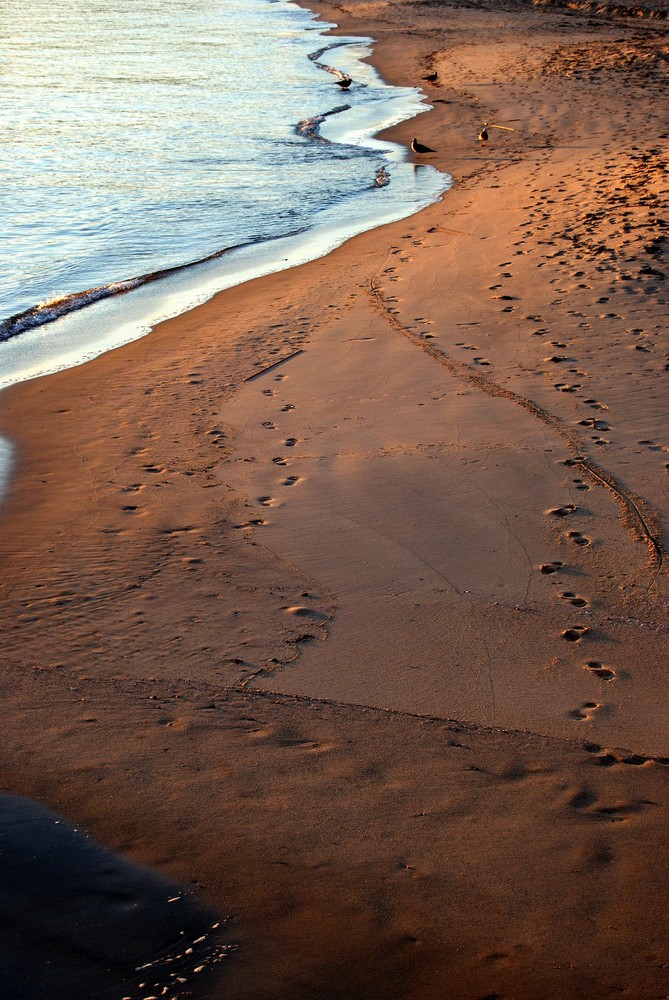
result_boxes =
[411,137,436,154]
[336,76,352,89]
[478,126,489,144]
[422,71,438,83]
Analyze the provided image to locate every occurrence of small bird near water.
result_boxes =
[336,76,352,89]
[411,137,436,154]
[422,71,438,83]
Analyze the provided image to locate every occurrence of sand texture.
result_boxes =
[0,0,667,997]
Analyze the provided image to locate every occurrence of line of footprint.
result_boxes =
[540,496,622,721]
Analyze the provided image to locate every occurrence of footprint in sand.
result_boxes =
[473,357,492,366]
[565,779,646,819]
[562,625,589,642]
[258,496,277,508]
[578,418,609,431]
[560,591,589,608]
[284,437,298,448]
[583,744,659,768]
[583,398,608,410]
[583,660,616,681]
[262,421,277,430]
[234,518,266,529]
[262,389,274,396]
[569,701,600,721]
[281,404,295,412]
[638,439,667,453]
[548,504,577,518]
[567,788,598,810]
[567,531,591,547]
[539,561,564,575]
[572,478,590,491]
[283,475,300,487]
[272,456,289,467]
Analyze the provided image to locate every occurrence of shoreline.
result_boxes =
[0,25,447,393]
[0,1,667,997]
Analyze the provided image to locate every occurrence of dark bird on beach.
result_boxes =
[478,127,489,143]
[411,137,436,154]
[336,76,352,89]
[422,71,438,83]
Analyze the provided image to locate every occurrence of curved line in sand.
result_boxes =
[368,267,665,571]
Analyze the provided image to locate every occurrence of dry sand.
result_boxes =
[0,0,667,997]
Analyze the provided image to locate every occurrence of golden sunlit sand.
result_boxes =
[0,0,667,996]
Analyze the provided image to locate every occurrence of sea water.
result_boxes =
[0,0,450,491]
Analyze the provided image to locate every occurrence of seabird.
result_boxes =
[422,71,438,83]
[336,76,352,89]
[478,127,489,143]
[411,137,436,154]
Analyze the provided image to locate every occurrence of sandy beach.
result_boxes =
[1,0,668,997]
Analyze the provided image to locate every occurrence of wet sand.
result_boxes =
[0,0,668,997]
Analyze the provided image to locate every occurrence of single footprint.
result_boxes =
[548,505,577,517]
[562,625,589,642]
[283,475,300,487]
[284,437,298,447]
[272,456,289,467]
[262,421,277,430]
[539,561,563,575]
[583,660,615,681]
[569,701,600,721]
[567,531,591,546]
[281,404,295,412]
[573,478,590,491]
[560,591,588,608]
[258,496,275,507]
